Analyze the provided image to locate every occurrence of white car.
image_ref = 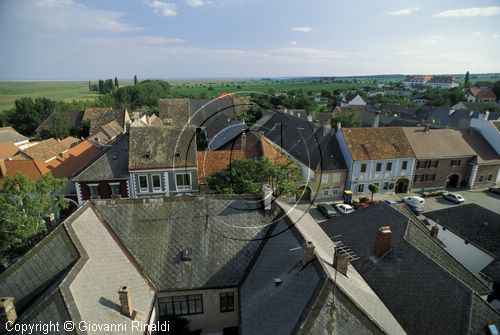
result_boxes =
[443,192,464,204]
[335,204,354,214]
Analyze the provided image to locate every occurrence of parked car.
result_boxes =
[403,196,425,209]
[489,187,500,195]
[442,192,464,204]
[383,199,397,205]
[405,203,425,215]
[317,204,338,218]
[335,204,354,214]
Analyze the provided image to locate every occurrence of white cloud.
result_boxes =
[292,27,313,33]
[81,36,185,46]
[290,41,297,45]
[143,0,178,16]
[388,7,419,16]
[31,0,142,32]
[417,35,444,44]
[185,0,207,7]
[472,31,482,36]
[493,33,500,38]
[393,50,422,56]
[434,6,500,17]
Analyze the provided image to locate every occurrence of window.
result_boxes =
[220,292,234,313]
[360,164,367,173]
[376,163,382,172]
[109,183,120,198]
[138,175,148,192]
[388,183,394,190]
[332,188,339,195]
[386,162,392,171]
[450,160,461,167]
[357,184,365,193]
[413,174,425,182]
[383,182,389,190]
[425,174,436,181]
[478,175,484,183]
[323,188,330,197]
[321,174,329,184]
[332,173,341,183]
[487,174,493,182]
[176,173,191,191]
[89,184,99,198]
[158,294,203,316]
[402,161,408,170]
[152,174,162,192]
[430,160,439,168]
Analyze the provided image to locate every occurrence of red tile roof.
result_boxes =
[0,159,50,186]
[0,142,20,160]
[48,140,102,178]
[197,150,245,184]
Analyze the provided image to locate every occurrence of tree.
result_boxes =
[39,112,69,139]
[88,80,91,91]
[368,183,379,201]
[134,75,138,85]
[0,173,69,266]
[114,77,119,88]
[5,97,55,135]
[206,157,302,195]
[331,111,360,128]
[493,80,500,100]
[464,71,470,89]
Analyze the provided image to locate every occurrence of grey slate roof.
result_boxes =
[206,116,248,151]
[426,108,500,129]
[73,134,130,181]
[128,126,197,170]
[240,220,324,335]
[255,111,346,171]
[189,98,236,127]
[318,203,497,335]
[0,225,78,312]
[94,196,279,291]
[425,204,500,283]
[0,127,28,144]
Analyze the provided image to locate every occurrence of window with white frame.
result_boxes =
[332,173,340,183]
[176,173,191,191]
[323,188,330,197]
[386,162,392,171]
[360,164,367,173]
[383,182,389,190]
[152,174,162,192]
[138,175,148,192]
[332,188,339,195]
[158,294,203,316]
[321,174,328,184]
[357,184,365,193]
[109,183,120,197]
[401,161,408,170]
[89,184,99,198]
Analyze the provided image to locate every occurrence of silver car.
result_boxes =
[443,192,464,204]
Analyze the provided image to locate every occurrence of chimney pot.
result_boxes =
[118,286,133,317]
[241,132,247,151]
[0,297,17,332]
[334,251,349,275]
[373,226,392,258]
[373,111,380,128]
[303,241,315,265]
[430,225,439,238]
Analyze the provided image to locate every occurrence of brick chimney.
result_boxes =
[373,226,392,258]
[0,160,6,177]
[0,297,17,332]
[334,251,349,275]
[303,241,315,265]
[118,286,133,317]
[430,225,439,238]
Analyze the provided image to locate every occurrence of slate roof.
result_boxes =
[207,122,248,151]
[453,102,500,113]
[73,134,130,182]
[128,126,197,170]
[158,98,190,127]
[459,128,500,164]
[401,127,476,158]
[425,204,500,283]
[0,127,28,144]
[255,112,346,171]
[83,107,127,135]
[93,196,278,290]
[240,219,324,335]
[426,108,500,129]
[341,127,415,161]
[318,203,497,335]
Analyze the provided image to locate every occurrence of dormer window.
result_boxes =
[144,150,151,159]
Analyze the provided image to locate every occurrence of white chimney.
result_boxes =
[0,298,17,332]
[262,184,272,211]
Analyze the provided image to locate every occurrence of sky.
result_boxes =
[0,0,499,79]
